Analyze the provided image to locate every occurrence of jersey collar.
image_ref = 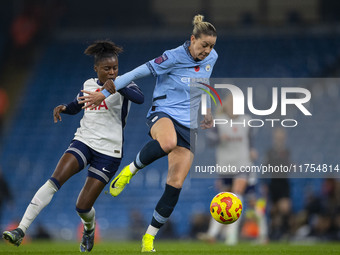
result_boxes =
[183,40,200,62]
[96,79,104,86]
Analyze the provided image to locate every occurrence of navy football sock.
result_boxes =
[134,140,167,169]
[151,184,181,228]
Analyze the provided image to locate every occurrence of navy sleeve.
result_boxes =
[62,91,84,115]
[118,82,144,104]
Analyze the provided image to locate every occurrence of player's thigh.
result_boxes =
[166,146,194,188]
[150,117,177,152]
[76,177,106,210]
[51,153,80,186]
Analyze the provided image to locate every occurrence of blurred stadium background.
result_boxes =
[0,0,339,243]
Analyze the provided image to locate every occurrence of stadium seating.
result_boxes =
[1,33,340,239]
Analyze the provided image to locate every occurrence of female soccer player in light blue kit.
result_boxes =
[80,15,218,252]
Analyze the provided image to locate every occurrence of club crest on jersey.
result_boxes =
[205,64,211,72]
[154,54,168,64]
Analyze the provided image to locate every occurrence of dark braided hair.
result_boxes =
[84,40,123,65]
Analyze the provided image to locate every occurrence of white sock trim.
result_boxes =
[129,162,139,175]
[146,225,159,237]
[77,207,96,231]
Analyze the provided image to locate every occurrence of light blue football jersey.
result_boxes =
[146,41,218,128]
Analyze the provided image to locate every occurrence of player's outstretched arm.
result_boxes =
[79,64,152,109]
[53,105,66,123]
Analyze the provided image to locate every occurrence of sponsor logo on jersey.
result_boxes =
[152,116,159,122]
[154,54,168,64]
[181,77,209,84]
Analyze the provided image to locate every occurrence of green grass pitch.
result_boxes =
[0,241,339,255]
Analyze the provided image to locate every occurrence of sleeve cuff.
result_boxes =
[101,89,111,98]
[146,62,157,77]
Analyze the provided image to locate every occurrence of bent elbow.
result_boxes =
[136,97,144,104]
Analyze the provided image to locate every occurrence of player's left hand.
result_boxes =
[78,90,106,110]
[200,112,213,129]
[53,105,66,123]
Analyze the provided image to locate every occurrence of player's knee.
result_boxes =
[167,178,184,189]
[159,138,177,153]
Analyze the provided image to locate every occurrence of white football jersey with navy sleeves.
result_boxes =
[215,114,252,170]
[73,78,130,158]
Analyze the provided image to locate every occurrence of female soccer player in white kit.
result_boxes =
[197,94,267,245]
[2,40,144,252]
[79,15,218,252]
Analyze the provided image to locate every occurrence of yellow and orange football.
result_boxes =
[210,192,243,224]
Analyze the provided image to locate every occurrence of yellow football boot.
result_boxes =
[141,234,156,252]
[109,165,134,197]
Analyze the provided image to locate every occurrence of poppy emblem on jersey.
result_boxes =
[194,66,200,72]
[205,64,211,72]
[154,53,168,64]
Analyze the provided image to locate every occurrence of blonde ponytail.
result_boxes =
[193,14,204,26]
[192,14,217,38]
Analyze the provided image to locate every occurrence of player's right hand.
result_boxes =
[78,90,106,110]
[53,105,66,123]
